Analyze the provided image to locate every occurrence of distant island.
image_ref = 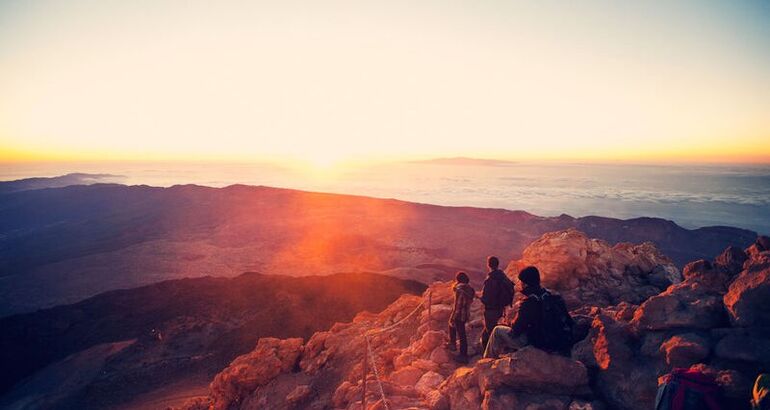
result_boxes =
[408,157,518,167]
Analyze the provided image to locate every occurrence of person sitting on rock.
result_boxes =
[483,266,574,359]
[479,256,515,353]
[445,271,474,363]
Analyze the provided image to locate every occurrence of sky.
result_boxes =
[1,0,769,167]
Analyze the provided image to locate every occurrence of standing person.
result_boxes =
[479,256,514,352]
[445,271,474,364]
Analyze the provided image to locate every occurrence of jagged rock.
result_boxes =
[390,366,425,385]
[659,333,710,368]
[429,347,451,365]
[439,366,481,410]
[630,265,728,331]
[573,314,656,410]
[412,358,441,373]
[506,229,681,307]
[415,371,445,396]
[186,237,770,410]
[572,314,633,369]
[639,332,667,358]
[713,330,770,365]
[481,389,571,410]
[286,385,312,405]
[746,236,770,258]
[414,331,445,357]
[476,346,589,395]
[714,246,748,276]
[209,337,303,409]
[569,399,607,410]
[723,253,770,327]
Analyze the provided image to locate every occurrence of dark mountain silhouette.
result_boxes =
[0,272,425,409]
[0,183,756,316]
[0,173,121,193]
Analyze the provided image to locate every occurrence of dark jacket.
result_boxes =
[449,282,475,323]
[509,285,546,346]
[480,269,509,310]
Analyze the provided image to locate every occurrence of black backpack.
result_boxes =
[497,274,515,307]
[531,290,574,354]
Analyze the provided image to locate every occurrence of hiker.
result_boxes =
[483,266,574,359]
[444,271,474,363]
[479,256,514,352]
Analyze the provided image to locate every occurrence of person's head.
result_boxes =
[487,256,500,270]
[455,271,470,284]
[518,266,541,288]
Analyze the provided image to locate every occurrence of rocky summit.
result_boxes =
[177,231,770,410]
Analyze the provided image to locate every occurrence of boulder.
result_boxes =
[209,337,303,409]
[631,270,728,331]
[286,385,312,405]
[506,229,681,308]
[573,314,656,410]
[477,346,589,395]
[723,254,770,327]
[415,371,445,395]
[659,333,710,368]
[481,389,571,410]
[714,246,748,276]
[390,366,425,386]
[713,330,770,365]
[439,366,482,410]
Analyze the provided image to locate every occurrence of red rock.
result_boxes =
[506,229,681,308]
[476,346,589,395]
[481,390,570,410]
[415,371,445,395]
[286,384,312,404]
[209,337,303,410]
[659,333,710,368]
[714,246,748,276]
[389,366,425,385]
[723,254,770,327]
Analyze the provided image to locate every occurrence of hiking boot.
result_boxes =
[444,342,457,351]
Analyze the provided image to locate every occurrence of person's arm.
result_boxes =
[510,299,536,336]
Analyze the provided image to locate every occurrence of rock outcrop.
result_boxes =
[181,233,770,410]
[575,236,770,410]
[506,229,682,307]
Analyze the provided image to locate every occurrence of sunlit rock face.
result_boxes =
[506,229,682,307]
[181,233,770,410]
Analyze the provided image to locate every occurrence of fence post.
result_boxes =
[428,290,432,326]
[361,342,368,410]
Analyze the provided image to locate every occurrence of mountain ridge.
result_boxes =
[0,182,756,316]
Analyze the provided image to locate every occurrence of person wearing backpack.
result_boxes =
[655,367,723,410]
[479,256,515,353]
[483,266,574,359]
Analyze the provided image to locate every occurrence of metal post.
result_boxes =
[361,343,368,410]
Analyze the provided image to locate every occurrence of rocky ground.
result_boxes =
[177,231,770,409]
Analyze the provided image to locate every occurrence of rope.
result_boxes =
[365,334,390,410]
[366,297,425,336]
[361,290,431,409]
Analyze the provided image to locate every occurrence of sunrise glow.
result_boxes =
[1,1,769,165]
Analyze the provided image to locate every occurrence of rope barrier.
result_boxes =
[365,334,390,410]
[361,290,432,409]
